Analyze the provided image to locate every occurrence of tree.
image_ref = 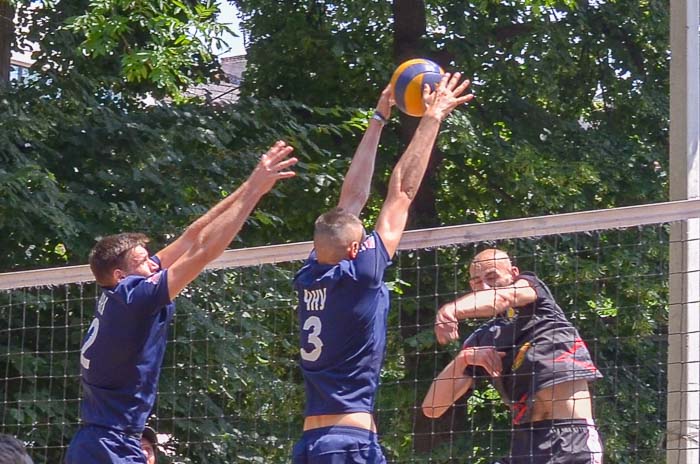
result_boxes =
[0,0,672,462]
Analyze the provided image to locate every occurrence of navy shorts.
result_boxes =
[292,426,386,464]
[65,425,145,464]
[495,419,603,464]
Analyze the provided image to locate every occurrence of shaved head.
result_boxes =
[470,249,512,273]
[469,248,518,290]
[313,208,364,264]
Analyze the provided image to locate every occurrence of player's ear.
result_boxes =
[113,268,126,283]
[511,266,520,278]
[348,241,360,259]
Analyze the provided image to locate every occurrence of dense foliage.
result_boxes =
[0,0,670,463]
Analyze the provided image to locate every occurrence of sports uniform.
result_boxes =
[463,272,603,464]
[292,231,391,464]
[66,256,174,464]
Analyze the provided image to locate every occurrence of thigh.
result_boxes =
[65,426,145,464]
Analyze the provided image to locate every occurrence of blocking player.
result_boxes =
[65,142,297,463]
[293,74,473,463]
[423,248,604,464]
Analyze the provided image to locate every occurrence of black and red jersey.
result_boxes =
[463,272,602,425]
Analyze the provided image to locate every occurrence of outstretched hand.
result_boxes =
[249,141,298,193]
[422,72,473,121]
[375,84,395,121]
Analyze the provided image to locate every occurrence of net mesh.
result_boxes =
[0,220,683,463]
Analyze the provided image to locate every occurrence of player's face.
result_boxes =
[140,438,156,464]
[469,257,517,291]
[122,246,159,279]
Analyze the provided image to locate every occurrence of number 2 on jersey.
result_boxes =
[80,318,100,369]
[300,316,323,362]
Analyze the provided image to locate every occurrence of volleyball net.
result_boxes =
[1,200,699,463]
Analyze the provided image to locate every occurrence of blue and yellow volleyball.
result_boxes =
[390,58,444,117]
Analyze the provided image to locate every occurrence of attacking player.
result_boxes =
[293,74,473,463]
[423,248,604,464]
[65,142,297,463]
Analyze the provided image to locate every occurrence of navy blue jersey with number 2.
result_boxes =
[294,231,392,416]
[79,255,175,433]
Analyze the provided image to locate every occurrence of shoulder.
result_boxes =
[513,271,540,286]
[360,231,388,256]
[111,272,170,307]
[513,272,550,296]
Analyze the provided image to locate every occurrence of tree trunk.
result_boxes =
[392,0,466,456]
[0,1,14,83]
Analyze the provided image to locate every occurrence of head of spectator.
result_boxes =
[0,434,33,464]
[140,427,158,464]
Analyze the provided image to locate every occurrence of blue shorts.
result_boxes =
[292,426,386,464]
[65,425,146,464]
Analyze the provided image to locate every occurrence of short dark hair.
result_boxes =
[0,434,33,464]
[313,208,364,262]
[141,426,158,448]
[314,208,363,242]
[89,233,150,286]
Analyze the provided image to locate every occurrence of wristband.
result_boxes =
[371,110,388,124]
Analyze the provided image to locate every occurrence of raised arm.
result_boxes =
[422,346,504,418]
[375,73,473,257]
[156,186,245,269]
[337,85,393,216]
[435,279,537,345]
[164,141,297,300]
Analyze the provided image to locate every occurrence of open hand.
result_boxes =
[250,141,298,193]
[422,72,473,121]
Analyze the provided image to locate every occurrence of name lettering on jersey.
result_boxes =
[304,288,327,312]
[97,293,107,315]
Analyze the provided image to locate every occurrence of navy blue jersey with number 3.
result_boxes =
[294,231,392,416]
[79,256,175,433]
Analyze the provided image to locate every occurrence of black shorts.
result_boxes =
[494,419,603,464]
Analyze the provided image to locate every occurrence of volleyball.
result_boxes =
[390,58,444,117]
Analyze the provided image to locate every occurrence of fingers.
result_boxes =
[434,321,457,345]
[446,72,461,91]
[489,350,504,377]
[456,94,474,105]
[436,72,451,92]
[454,78,471,96]
[275,170,296,180]
[381,84,392,98]
[272,156,298,171]
[463,347,504,377]
[422,83,434,108]
[264,141,294,164]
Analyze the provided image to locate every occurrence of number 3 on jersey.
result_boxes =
[301,316,323,362]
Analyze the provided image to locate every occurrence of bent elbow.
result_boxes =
[421,404,444,419]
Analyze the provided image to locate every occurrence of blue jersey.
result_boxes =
[79,256,175,433]
[294,231,392,416]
